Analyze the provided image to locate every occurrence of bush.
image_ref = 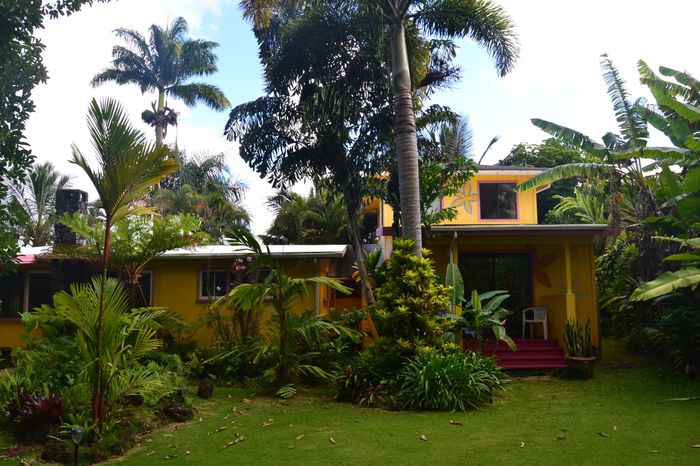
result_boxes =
[372,239,453,349]
[11,336,82,395]
[6,392,64,441]
[396,349,505,411]
[334,337,412,407]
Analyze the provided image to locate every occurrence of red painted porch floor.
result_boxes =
[470,338,567,371]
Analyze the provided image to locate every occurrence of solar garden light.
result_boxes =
[70,427,84,466]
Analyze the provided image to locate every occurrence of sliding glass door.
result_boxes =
[459,253,533,336]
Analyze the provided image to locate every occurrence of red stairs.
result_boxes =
[476,338,567,371]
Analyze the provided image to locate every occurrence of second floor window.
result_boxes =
[479,183,517,220]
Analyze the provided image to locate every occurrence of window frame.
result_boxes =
[136,270,154,307]
[198,269,229,302]
[478,181,519,221]
[23,270,52,314]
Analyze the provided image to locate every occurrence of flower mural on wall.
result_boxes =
[450,181,478,214]
[534,254,556,287]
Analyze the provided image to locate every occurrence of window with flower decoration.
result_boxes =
[479,182,518,220]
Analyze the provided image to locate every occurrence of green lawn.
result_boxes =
[107,340,700,466]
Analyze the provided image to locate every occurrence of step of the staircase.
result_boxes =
[500,360,568,370]
[494,350,565,361]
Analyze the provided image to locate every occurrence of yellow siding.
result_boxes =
[380,172,539,228]
[149,257,323,344]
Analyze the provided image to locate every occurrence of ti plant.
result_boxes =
[563,318,593,358]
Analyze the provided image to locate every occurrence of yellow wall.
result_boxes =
[149,257,325,344]
[380,172,539,228]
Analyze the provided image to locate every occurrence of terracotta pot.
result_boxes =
[566,356,596,379]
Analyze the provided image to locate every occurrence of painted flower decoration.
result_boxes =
[449,181,478,214]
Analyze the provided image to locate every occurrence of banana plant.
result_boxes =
[460,290,516,352]
[631,237,700,301]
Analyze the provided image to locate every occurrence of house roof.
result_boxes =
[430,224,609,236]
[158,244,348,259]
[476,165,546,175]
[17,244,349,261]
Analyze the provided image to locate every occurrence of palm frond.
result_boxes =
[168,82,231,110]
[414,0,520,77]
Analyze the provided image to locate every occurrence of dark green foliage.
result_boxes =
[372,238,454,349]
[334,337,412,407]
[12,336,82,395]
[397,349,505,411]
[0,0,107,273]
[643,298,700,368]
[41,438,72,463]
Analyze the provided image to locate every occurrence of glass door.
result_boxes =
[458,253,533,336]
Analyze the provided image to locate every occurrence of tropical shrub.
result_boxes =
[334,337,412,407]
[10,336,82,396]
[397,349,505,411]
[372,238,453,349]
[213,229,358,390]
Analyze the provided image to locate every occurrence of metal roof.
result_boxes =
[18,244,349,260]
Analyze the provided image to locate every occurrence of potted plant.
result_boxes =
[564,318,596,378]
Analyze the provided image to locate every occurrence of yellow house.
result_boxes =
[1,245,357,349]
[367,166,607,369]
[2,167,605,370]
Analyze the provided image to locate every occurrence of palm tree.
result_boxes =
[238,0,518,255]
[92,17,230,146]
[7,162,69,246]
[70,97,178,429]
[371,0,519,255]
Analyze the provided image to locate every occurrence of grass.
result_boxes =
[105,339,700,466]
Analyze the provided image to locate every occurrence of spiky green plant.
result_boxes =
[563,319,593,358]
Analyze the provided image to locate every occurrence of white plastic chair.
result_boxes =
[521,307,548,339]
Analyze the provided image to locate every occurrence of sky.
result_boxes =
[25,0,700,235]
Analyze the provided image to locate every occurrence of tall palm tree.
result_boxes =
[70,97,178,430]
[239,0,519,255]
[7,161,69,246]
[91,17,230,146]
[372,0,519,255]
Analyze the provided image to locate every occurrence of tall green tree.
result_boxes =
[228,2,396,304]
[92,17,230,145]
[264,188,349,245]
[368,0,519,255]
[7,162,70,246]
[0,0,108,272]
[239,0,519,255]
[70,97,178,430]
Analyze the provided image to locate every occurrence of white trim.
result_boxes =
[198,269,229,301]
[23,270,51,312]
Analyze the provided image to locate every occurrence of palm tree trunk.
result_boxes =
[342,186,375,305]
[94,218,112,431]
[389,20,422,256]
[155,90,165,146]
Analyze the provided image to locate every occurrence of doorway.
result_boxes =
[458,253,533,336]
